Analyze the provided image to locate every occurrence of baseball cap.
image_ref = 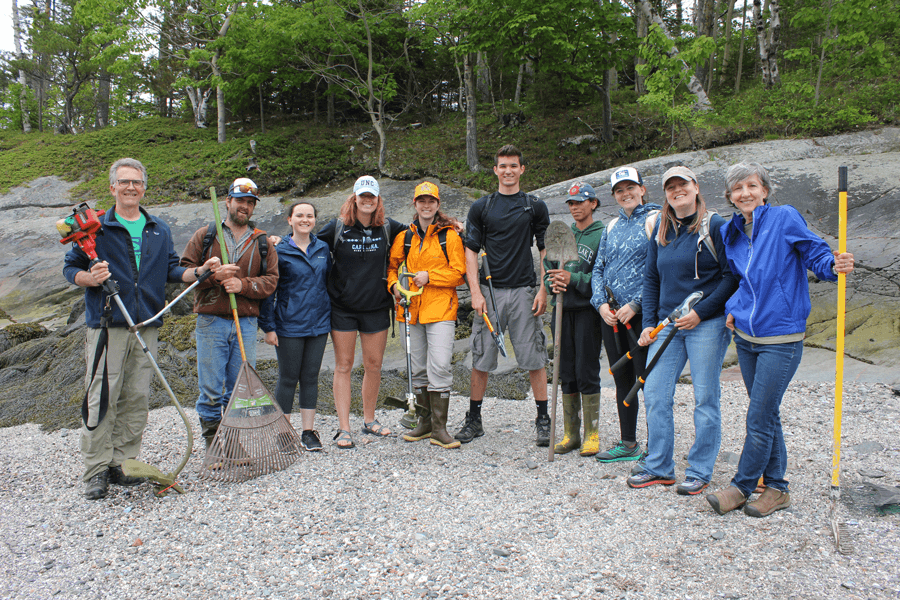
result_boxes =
[661,166,698,189]
[567,182,598,202]
[354,175,380,197]
[610,167,643,189]
[414,181,440,201]
[229,177,259,199]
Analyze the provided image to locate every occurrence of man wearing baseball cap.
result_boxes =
[180,177,279,450]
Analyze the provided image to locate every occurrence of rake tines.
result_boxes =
[200,363,301,482]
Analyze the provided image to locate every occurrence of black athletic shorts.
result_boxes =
[331,304,391,334]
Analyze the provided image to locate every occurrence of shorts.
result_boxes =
[331,303,391,334]
[471,285,548,373]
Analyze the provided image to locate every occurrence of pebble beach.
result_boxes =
[1,380,898,600]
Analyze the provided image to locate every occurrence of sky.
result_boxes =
[1,9,15,53]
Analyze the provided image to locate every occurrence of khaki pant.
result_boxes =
[81,327,157,481]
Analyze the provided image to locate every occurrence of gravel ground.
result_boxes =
[1,381,898,600]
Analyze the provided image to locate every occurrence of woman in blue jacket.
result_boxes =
[590,167,661,463]
[707,162,855,518]
[260,201,332,451]
[627,166,737,496]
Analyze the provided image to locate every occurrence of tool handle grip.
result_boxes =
[649,320,667,339]
[623,380,643,407]
[480,250,492,279]
[609,350,634,374]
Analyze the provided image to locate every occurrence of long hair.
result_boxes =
[432,209,461,230]
[339,193,386,226]
[657,192,708,247]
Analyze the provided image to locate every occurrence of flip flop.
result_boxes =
[362,419,392,437]
[333,429,355,449]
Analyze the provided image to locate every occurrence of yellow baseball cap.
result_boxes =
[414,181,440,201]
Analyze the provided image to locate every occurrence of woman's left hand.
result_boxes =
[413,271,429,287]
[616,304,636,325]
[674,309,701,330]
[834,251,855,274]
[264,331,278,346]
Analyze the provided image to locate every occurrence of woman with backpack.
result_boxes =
[387,182,466,449]
[259,201,330,451]
[626,166,737,496]
[317,176,406,449]
[589,167,662,464]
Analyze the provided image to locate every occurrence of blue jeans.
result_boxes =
[195,314,257,423]
[730,336,802,496]
[643,316,731,482]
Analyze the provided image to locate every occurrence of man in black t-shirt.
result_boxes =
[456,145,552,446]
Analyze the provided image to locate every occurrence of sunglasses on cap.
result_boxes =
[230,183,259,196]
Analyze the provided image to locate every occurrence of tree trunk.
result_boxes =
[476,51,491,103]
[258,84,265,133]
[216,85,226,143]
[720,0,736,86]
[635,0,713,111]
[735,0,748,92]
[635,6,648,95]
[326,55,335,126]
[464,53,479,172]
[602,71,612,142]
[12,0,31,133]
[96,68,110,128]
[694,0,715,85]
[186,87,211,127]
[753,0,781,88]
[514,62,524,104]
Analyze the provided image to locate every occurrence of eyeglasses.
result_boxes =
[117,179,145,188]
[230,183,259,196]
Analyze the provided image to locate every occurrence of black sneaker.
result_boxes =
[108,465,145,487]
[626,470,676,488]
[300,430,323,452]
[676,478,709,496]
[85,470,109,500]
[454,411,484,443]
[535,414,551,447]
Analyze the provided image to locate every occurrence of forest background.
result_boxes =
[0,0,898,200]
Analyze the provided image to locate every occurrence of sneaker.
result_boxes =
[630,450,649,475]
[676,478,709,496]
[84,470,109,500]
[626,470,676,488]
[596,441,643,463]
[535,414,551,447]
[300,430,323,452]
[454,411,484,443]
[108,465,145,487]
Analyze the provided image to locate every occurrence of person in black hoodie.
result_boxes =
[316,176,406,448]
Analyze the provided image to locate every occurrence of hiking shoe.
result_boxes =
[626,471,675,488]
[454,411,484,443]
[596,441,643,463]
[85,470,109,500]
[535,414,551,447]
[706,486,747,515]
[300,430,323,452]
[676,478,709,496]
[744,487,791,518]
[108,465,145,487]
[630,450,649,475]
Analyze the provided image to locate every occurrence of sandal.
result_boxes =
[333,429,355,449]
[362,419,392,437]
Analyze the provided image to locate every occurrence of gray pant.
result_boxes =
[81,327,157,481]
[402,320,455,392]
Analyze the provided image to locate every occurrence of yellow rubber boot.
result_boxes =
[554,393,581,454]
[580,393,601,456]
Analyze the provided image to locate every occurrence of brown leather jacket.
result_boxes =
[180,224,278,318]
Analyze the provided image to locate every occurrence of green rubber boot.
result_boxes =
[580,393,601,456]
[402,388,432,442]
[554,393,582,454]
[200,419,220,450]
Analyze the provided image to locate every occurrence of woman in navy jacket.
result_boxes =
[707,162,855,518]
[260,201,331,451]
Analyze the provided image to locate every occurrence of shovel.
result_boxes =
[544,221,579,462]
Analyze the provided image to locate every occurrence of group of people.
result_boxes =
[67,150,854,521]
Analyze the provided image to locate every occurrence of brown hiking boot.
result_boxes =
[402,388,432,442]
[706,486,747,515]
[744,487,790,518]
[554,393,581,454]
[429,391,461,449]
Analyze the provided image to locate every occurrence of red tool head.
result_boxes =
[57,203,105,260]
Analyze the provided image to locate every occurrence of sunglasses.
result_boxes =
[117,179,145,188]
[230,183,258,196]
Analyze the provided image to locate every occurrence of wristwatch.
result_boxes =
[195,267,201,280]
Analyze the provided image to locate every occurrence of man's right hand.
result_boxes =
[214,264,240,282]
[89,261,111,286]
[471,292,487,316]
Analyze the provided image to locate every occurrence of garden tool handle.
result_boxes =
[396,262,424,305]
[211,187,247,362]
[624,324,678,407]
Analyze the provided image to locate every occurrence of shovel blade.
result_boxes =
[493,332,508,358]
